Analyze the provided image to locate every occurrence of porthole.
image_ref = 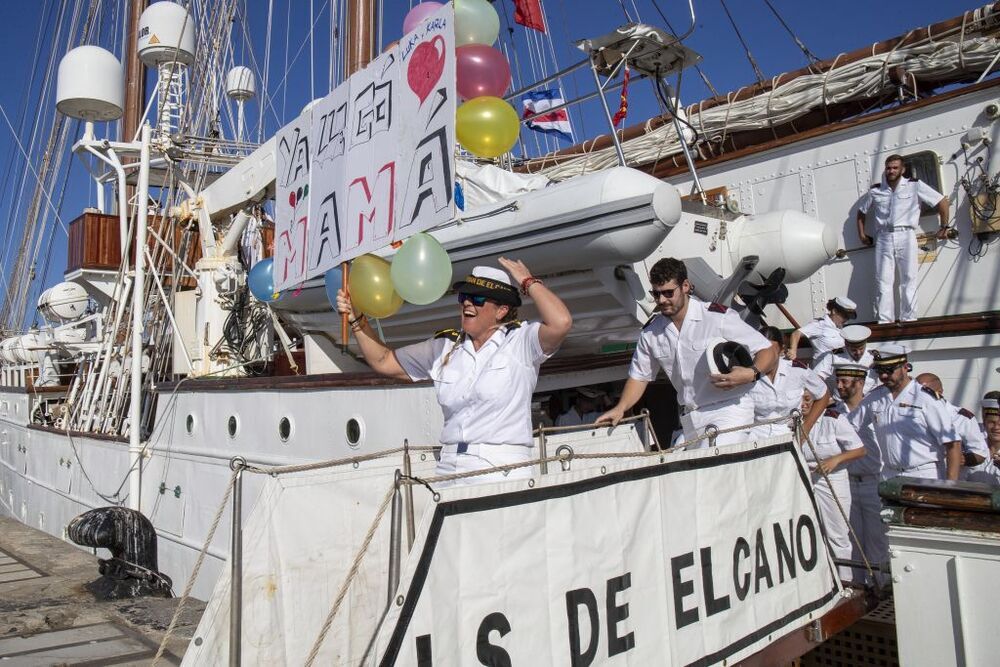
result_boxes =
[346,416,365,449]
[185,414,195,435]
[227,415,239,438]
[278,417,292,442]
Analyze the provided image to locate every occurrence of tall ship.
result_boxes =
[1,0,999,664]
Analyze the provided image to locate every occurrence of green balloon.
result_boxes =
[455,0,499,46]
[390,233,453,305]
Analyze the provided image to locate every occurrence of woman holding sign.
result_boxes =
[336,257,571,486]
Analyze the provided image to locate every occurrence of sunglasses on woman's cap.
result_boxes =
[457,292,489,307]
[648,287,677,299]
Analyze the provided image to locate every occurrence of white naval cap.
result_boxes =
[705,337,754,375]
[471,266,513,286]
[983,398,1000,415]
[834,296,857,311]
[832,359,869,378]
[841,324,871,344]
[871,343,908,367]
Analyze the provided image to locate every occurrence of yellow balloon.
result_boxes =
[349,254,404,318]
[456,96,520,158]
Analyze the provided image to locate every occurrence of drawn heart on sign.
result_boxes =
[407,35,445,105]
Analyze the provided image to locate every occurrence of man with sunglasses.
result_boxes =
[596,257,778,447]
[847,345,962,481]
[335,257,571,486]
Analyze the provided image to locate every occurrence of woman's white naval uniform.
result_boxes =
[628,298,770,447]
[395,321,551,486]
[967,453,1000,487]
[804,406,864,580]
[748,358,827,439]
[797,315,844,369]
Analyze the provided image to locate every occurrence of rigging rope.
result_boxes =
[720,0,767,86]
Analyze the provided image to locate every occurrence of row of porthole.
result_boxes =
[184,413,365,448]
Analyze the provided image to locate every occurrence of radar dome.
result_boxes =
[138,1,196,66]
[38,282,89,323]
[56,46,124,121]
[226,66,256,101]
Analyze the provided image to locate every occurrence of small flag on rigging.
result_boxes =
[612,66,630,127]
[522,89,573,142]
[512,0,546,32]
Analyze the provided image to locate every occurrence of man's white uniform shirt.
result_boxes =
[804,407,864,465]
[395,321,550,446]
[797,315,844,367]
[628,298,770,410]
[839,400,883,478]
[749,359,827,435]
[815,349,879,396]
[849,380,959,476]
[858,176,944,231]
[944,401,990,462]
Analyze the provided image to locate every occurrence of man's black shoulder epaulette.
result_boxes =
[920,384,942,400]
[504,320,523,334]
[708,302,728,314]
[792,359,808,369]
[959,407,975,419]
[870,183,880,189]
[824,407,841,419]
[832,347,844,355]
[907,176,920,182]
[434,328,461,341]
[642,313,661,330]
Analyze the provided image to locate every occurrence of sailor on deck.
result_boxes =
[848,345,962,481]
[787,297,857,369]
[833,359,888,586]
[856,153,950,323]
[748,326,830,439]
[597,257,777,447]
[915,372,990,478]
[967,395,1000,486]
[814,324,879,396]
[336,260,572,486]
[800,391,865,580]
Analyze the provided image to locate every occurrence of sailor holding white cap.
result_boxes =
[814,324,879,395]
[967,395,1000,486]
[748,326,830,439]
[832,359,887,585]
[856,154,950,323]
[799,390,866,580]
[848,345,963,480]
[915,372,990,478]
[597,258,777,447]
[336,258,572,486]
[787,297,857,368]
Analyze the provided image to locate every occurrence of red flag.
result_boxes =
[612,66,631,127]
[512,0,546,33]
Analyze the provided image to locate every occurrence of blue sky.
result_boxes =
[0,0,984,325]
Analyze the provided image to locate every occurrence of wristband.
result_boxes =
[520,276,543,295]
[751,364,762,382]
[349,315,367,331]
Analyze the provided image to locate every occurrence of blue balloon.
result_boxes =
[324,266,344,308]
[248,258,279,302]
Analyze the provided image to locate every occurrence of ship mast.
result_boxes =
[122,0,148,145]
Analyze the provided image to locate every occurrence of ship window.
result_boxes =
[227,415,239,438]
[186,414,195,435]
[278,417,292,442]
[900,151,942,209]
[346,416,364,449]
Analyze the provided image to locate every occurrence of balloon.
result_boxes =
[456,97,520,158]
[323,265,344,308]
[248,258,280,302]
[455,0,499,46]
[349,254,403,318]
[390,233,453,305]
[456,45,511,100]
[403,2,444,35]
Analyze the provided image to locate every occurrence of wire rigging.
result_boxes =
[720,0,767,86]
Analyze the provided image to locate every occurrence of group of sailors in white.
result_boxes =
[337,252,997,588]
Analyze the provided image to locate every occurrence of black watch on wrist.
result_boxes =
[751,365,762,382]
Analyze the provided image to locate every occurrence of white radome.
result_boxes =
[137,1,196,66]
[226,66,256,101]
[55,46,124,121]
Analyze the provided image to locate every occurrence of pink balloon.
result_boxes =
[403,2,444,35]
[456,44,512,100]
